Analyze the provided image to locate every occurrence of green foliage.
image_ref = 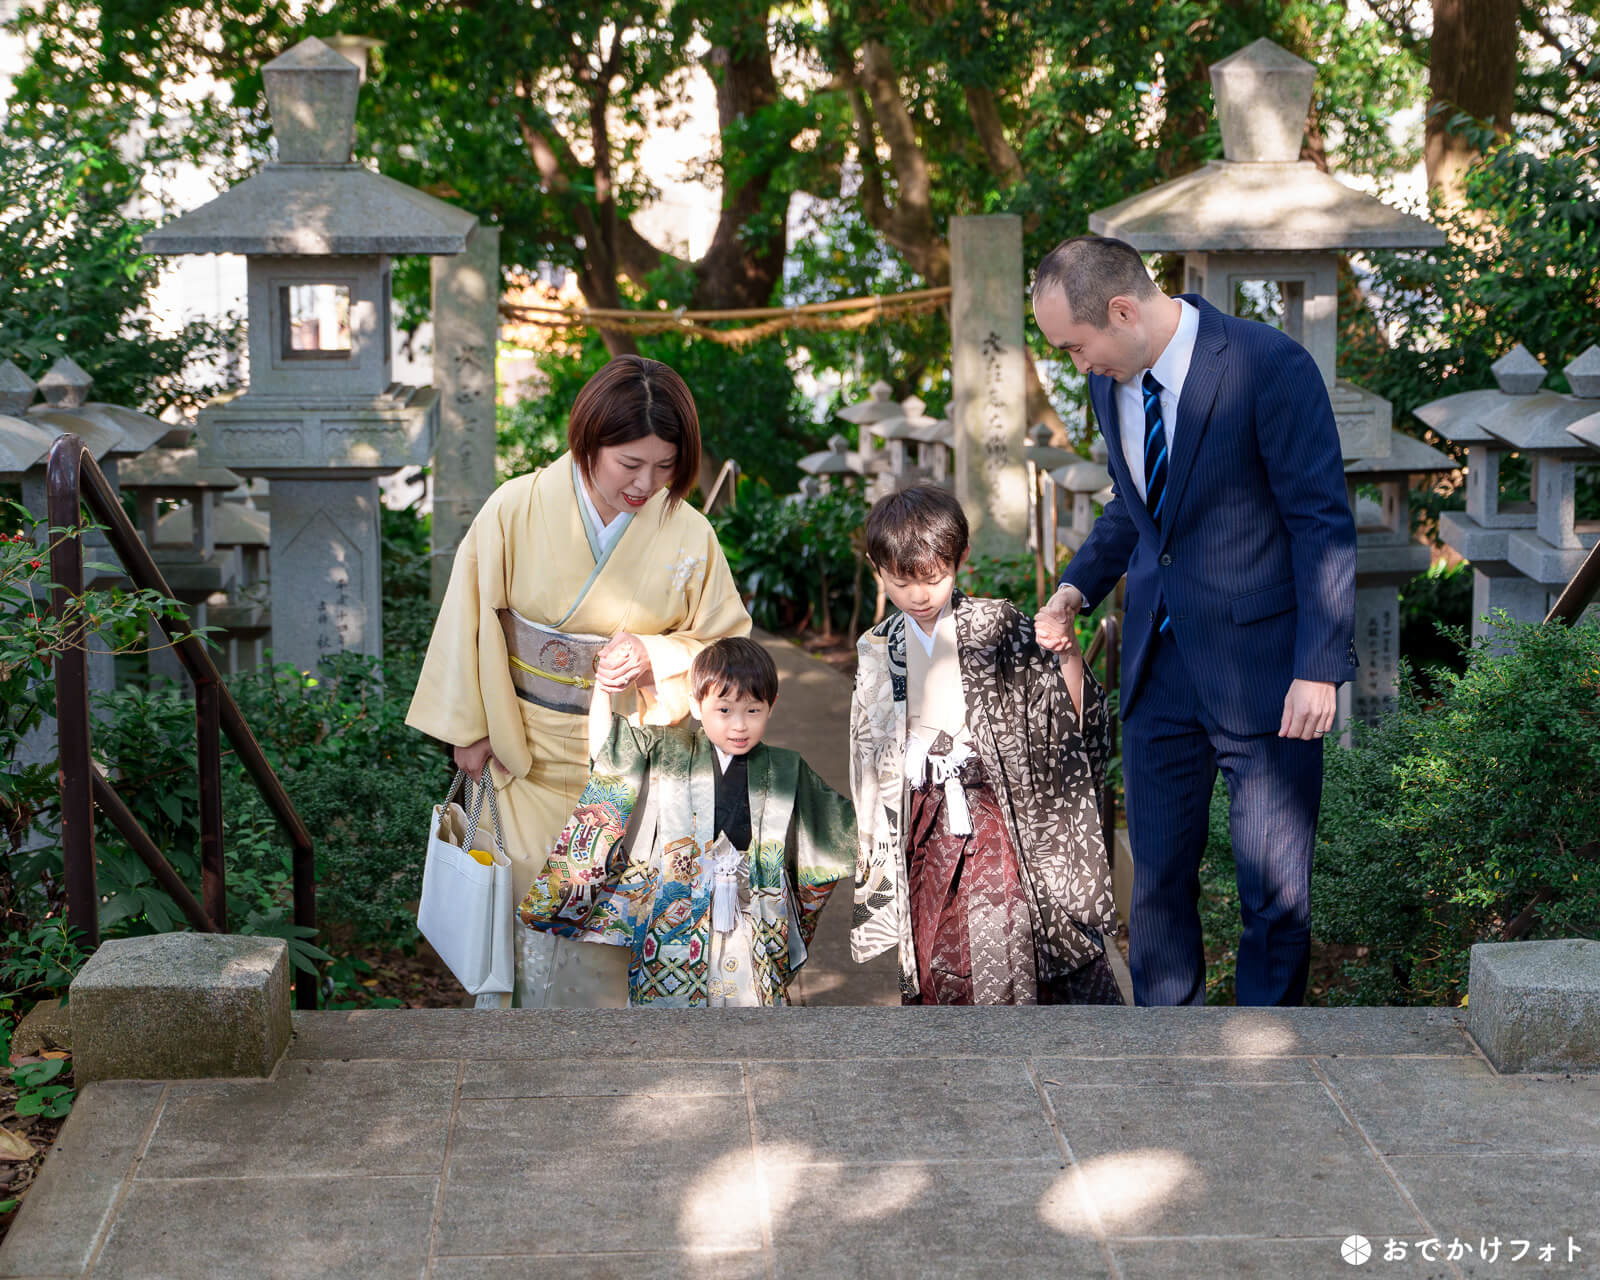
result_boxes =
[709,480,869,634]
[0,84,235,412]
[957,553,1037,612]
[1398,559,1474,695]
[0,922,91,1008]
[1315,617,1600,1005]
[9,1058,73,1119]
[498,325,825,490]
[380,503,435,664]
[1204,618,1600,1006]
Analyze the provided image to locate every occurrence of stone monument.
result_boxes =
[951,214,1029,557]
[141,36,475,671]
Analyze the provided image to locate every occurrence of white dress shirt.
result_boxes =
[1117,298,1199,503]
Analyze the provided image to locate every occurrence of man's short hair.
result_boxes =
[1033,235,1160,328]
[864,485,969,579]
[691,636,779,705]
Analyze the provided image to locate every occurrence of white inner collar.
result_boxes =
[576,469,629,550]
[905,605,948,657]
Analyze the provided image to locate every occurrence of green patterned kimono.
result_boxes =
[520,716,855,1006]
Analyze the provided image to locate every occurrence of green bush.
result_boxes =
[1195,618,1600,1006]
[1315,617,1600,1004]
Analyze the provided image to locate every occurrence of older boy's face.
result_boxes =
[691,687,774,757]
[875,553,965,630]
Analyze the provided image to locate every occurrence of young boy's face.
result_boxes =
[874,551,967,630]
[690,684,775,756]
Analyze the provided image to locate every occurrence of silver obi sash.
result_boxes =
[497,608,607,715]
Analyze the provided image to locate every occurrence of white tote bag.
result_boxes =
[418,768,515,996]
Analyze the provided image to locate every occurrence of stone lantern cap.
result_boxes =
[25,357,171,456]
[0,360,36,415]
[1567,409,1600,452]
[1211,38,1318,164]
[798,434,865,475]
[836,380,901,425]
[871,395,943,442]
[1481,392,1600,455]
[118,446,244,494]
[1089,37,1443,252]
[1563,346,1600,398]
[141,37,474,258]
[1490,344,1546,395]
[910,416,954,445]
[1342,431,1458,479]
[38,356,93,408]
[1412,389,1504,443]
[1052,457,1112,494]
[158,500,271,548]
[1024,423,1076,470]
[0,414,56,474]
[25,405,125,461]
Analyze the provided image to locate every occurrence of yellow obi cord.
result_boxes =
[508,652,594,690]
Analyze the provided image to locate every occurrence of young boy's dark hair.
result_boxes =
[864,486,969,579]
[690,636,779,705]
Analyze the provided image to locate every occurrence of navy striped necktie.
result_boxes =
[1142,371,1171,633]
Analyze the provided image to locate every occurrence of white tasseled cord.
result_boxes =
[711,843,744,934]
[905,734,975,836]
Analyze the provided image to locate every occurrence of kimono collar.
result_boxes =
[571,460,633,562]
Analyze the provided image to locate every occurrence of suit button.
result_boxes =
[1159,553,1173,567]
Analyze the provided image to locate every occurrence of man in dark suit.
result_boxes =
[1032,235,1356,1007]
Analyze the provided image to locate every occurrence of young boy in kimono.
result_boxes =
[849,485,1125,1005]
[520,637,855,1006]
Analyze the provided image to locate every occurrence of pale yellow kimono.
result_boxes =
[406,454,751,906]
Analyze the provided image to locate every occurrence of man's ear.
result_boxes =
[688,696,704,723]
[1106,295,1138,329]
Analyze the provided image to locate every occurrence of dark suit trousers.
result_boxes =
[1122,632,1323,1007]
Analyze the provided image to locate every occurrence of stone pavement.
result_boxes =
[3,1007,1598,1279]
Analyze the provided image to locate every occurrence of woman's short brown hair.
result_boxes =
[864,485,970,579]
[568,355,701,506]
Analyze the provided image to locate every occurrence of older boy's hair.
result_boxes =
[864,485,969,578]
[690,636,779,705]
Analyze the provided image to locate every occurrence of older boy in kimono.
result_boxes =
[850,486,1124,1005]
[521,637,855,1006]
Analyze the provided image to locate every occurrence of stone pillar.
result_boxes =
[430,222,501,600]
[1349,585,1400,723]
[951,215,1029,558]
[267,478,382,671]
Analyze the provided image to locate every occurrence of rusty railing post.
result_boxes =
[46,435,99,948]
[195,676,227,931]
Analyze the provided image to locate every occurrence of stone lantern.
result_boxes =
[1341,433,1459,722]
[1423,345,1600,638]
[836,379,898,473]
[1479,348,1600,610]
[0,363,54,476]
[141,36,474,671]
[1052,439,1113,560]
[911,414,955,488]
[1089,37,1444,463]
[797,434,866,495]
[156,497,272,674]
[118,436,246,685]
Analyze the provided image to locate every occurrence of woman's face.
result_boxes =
[584,435,678,522]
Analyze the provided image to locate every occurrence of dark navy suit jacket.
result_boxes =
[1060,295,1357,736]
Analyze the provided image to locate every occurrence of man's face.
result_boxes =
[1033,285,1146,385]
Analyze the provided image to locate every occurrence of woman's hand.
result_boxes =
[594,631,653,694]
[453,737,498,776]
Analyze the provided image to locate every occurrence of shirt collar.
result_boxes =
[905,603,950,657]
[1147,297,1199,399]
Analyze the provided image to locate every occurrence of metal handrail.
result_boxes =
[1546,539,1600,625]
[46,434,319,1008]
[1082,612,1121,843]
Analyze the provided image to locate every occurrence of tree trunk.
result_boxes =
[1425,0,1519,203]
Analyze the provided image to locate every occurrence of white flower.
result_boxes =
[669,548,705,592]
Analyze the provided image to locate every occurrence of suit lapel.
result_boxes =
[1159,296,1228,548]
[1091,374,1158,542]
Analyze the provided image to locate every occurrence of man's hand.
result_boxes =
[1034,584,1084,654]
[1279,679,1336,740]
[595,631,653,694]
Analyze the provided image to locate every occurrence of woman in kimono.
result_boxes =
[406,356,752,1003]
